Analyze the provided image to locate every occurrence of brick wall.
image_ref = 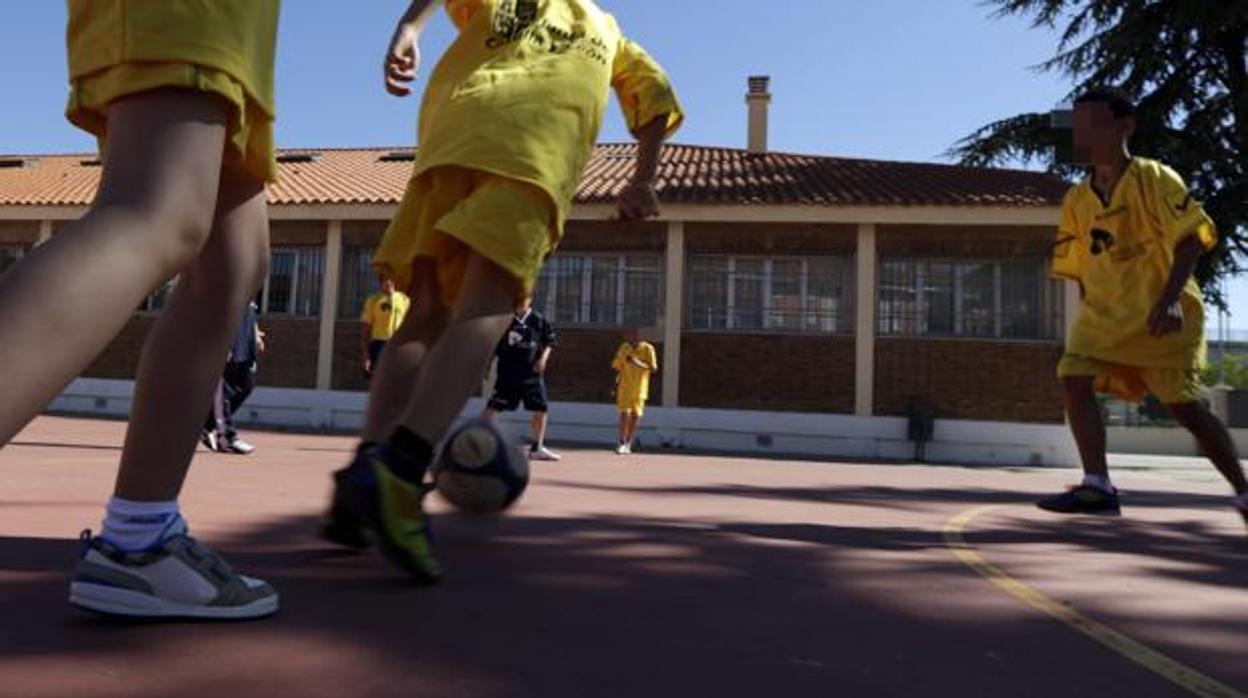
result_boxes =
[877,225,1052,258]
[0,220,38,244]
[680,333,855,412]
[687,222,856,255]
[255,316,319,388]
[874,337,1064,423]
[271,220,327,246]
[560,220,665,252]
[83,316,157,379]
[332,319,370,392]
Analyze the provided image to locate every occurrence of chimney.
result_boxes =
[746,75,771,154]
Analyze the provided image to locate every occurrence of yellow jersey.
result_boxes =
[613,341,658,403]
[1051,157,1217,369]
[416,0,684,226]
[361,291,412,342]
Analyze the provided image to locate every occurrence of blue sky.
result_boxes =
[1,1,1244,328]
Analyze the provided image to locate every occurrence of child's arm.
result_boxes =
[616,116,671,222]
[385,0,442,96]
[1147,234,1204,337]
[610,38,684,221]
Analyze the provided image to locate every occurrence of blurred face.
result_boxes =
[379,275,396,294]
[1072,101,1133,166]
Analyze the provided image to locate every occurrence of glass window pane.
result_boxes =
[339,246,378,318]
[769,259,802,330]
[623,255,660,327]
[958,262,996,337]
[1002,261,1042,339]
[806,257,849,333]
[688,256,729,329]
[732,258,764,330]
[924,261,954,334]
[553,256,584,324]
[589,256,619,325]
[878,259,918,335]
[295,248,324,317]
[267,250,296,314]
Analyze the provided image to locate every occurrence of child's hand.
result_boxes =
[615,181,660,222]
[385,23,421,96]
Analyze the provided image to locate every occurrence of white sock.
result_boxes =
[1081,474,1114,493]
[100,498,185,551]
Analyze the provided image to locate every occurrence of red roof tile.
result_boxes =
[0,144,1065,209]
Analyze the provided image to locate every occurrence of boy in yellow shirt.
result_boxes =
[1040,89,1247,525]
[0,1,281,617]
[359,273,412,378]
[612,329,658,455]
[322,0,683,580]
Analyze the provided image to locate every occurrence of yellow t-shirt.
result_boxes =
[416,0,684,226]
[361,291,412,342]
[66,0,281,119]
[1051,157,1217,369]
[613,341,658,402]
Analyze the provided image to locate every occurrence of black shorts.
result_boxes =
[488,378,548,413]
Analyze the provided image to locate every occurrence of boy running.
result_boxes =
[1040,88,1248,526]
[321,0,683,580]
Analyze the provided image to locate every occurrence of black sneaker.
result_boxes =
[319,465,371,550]
[1037,485,1121,515]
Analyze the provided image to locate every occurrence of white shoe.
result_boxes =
[615,444,628,455]
[530,445,561,461]
[69,529,278,619]
[225,438,256,455]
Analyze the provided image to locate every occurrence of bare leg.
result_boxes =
[1063,376,1109,479]
[531,410,548,445]
[394,253,515,445]
[114,165,269,501]
[0,90,228,444]
[1168,401,1248,494]
[618,413,628,446]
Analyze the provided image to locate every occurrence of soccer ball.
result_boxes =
[432,419,529,513]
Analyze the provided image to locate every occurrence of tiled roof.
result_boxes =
[0,144,1065,209]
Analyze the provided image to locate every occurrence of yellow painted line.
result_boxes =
[943,505,1245,698]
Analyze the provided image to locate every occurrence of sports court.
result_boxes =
[1,415,1244,697]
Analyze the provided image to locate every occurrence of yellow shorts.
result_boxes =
[1057,354,1204,404]
[67,62,277,183]
[616,389,648,417]
[374,166,559,307]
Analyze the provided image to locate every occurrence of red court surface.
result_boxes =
[1,416,1245,698]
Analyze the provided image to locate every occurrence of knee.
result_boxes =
[1164,401,1204,428]
[96,198,215,276]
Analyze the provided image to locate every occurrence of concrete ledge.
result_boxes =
[49,378,1080,467]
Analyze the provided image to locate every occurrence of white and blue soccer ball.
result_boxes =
[433,419,529,514]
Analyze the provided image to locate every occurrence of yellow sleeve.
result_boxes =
[360,296,375,324]
[642,343,658,371]
[1050,189,1085,283]
[395,293,411,323]
[612,344,628,371]
[610,37,685,138]
[1151,164,1217,251]
[444,0,486,28]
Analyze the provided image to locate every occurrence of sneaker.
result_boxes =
[333,447,441,583]
[1036,484,1121,516]
[200,429,219,453]
[224,438,256,455]
[615,444,627,455]
[69,530,278,619]
[530,445,561,461]
[319,466,371,550]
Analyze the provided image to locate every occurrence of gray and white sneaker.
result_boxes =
[69,530,278,620]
